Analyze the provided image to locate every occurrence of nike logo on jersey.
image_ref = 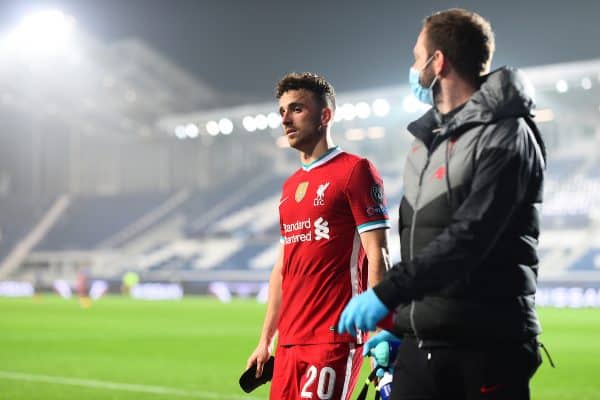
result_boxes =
[480,384,504,394]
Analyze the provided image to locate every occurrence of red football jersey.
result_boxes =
[278,147,390,345]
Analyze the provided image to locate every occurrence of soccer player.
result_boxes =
[121,270,140,296]
[76,266,91,308]
[246,72,392,400]
[338,8,546,400]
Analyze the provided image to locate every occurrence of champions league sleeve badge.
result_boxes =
[371,184,384,203]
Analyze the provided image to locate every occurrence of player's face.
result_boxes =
[278,89,324,151]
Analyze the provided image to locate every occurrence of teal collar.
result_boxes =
[301,146,343,171]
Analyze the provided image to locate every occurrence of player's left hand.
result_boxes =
[337,288,389,335]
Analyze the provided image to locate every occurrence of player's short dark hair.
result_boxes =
[423,8,495,85]
[276,72,336,110]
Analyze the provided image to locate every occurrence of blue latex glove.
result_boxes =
[373,341,391,378]
[337,289,389,335]
[362,330,401,358]
[363,330,402,378]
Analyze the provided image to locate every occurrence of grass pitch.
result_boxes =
[0,296,598,400]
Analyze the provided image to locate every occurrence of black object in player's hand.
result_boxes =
[239,356,275,393]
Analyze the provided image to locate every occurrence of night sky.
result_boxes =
[1,0,598,103]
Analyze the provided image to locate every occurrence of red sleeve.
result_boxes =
[344,158,391,234]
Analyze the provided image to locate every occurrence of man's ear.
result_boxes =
[433,49,447,77]
[321,107,333,128]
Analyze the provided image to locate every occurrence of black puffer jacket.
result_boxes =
[373,67,546,344]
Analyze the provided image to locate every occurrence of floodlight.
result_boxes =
[334,109,344,122]
[267,112,281,129]
[206,121,220,136]
[9,9,75,54]
[355,102,371,119]
[242,116,257,132]
[341,103,356,121]
[402,95,423,113]
[555,80,568,93]
[218,118,233,135]
[185,123,199,138]
[372,99,390,117]
[581,77,592,90]
[175,125,187,139]
[255,114,268,130]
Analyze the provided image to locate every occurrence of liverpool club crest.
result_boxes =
[295,182,309,202]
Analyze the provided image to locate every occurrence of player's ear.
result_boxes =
[320,107,333,127]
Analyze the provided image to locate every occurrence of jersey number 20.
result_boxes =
[301,365,336,399]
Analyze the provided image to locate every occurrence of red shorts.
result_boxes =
[270,342,363,400]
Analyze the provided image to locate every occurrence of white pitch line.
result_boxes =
[0,370,263,400]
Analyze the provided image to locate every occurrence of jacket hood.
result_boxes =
[408,67,536,140]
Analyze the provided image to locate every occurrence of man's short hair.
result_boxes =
[276,72,336,111]
[424,8,495,84]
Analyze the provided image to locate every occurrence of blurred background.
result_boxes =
[0,1,599,399]
[0,0,599,303]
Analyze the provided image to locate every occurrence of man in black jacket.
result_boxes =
[338,8,545,400]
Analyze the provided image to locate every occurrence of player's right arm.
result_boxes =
[246,243,284,378]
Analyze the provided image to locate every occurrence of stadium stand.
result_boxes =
[36,192,172,250]
[0,196,55,262]
[569,248,600,271]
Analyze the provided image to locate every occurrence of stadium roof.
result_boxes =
[158,58,600,140]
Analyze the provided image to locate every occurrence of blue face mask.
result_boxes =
[409,55,438,105]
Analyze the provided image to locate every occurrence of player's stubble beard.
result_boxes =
[287,116,324,154]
